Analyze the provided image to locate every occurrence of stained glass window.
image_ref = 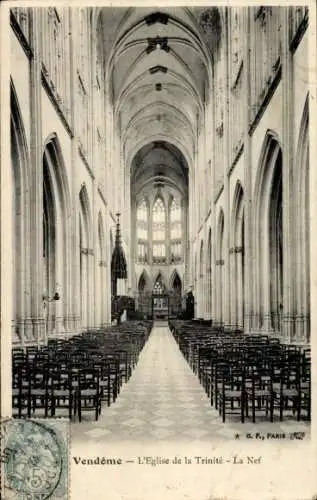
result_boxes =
[170,198,182,261]
[137,199,148,262]
[152,198,166,261]
[153,276,165,295]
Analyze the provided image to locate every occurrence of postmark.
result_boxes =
[1,419,69,500]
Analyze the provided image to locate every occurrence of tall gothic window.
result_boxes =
[40,8,70,120]
[137,199,148,263]
[77,8,90,158]
[170,198,182,262]
[152,197,166,262]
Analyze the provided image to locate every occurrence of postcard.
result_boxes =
[1,1,317,499]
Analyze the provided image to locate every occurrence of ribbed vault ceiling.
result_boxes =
[96,7,222,195]
[131,141,188,198]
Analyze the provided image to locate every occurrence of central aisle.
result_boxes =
[72,322,224,444]
[71,322,309,445]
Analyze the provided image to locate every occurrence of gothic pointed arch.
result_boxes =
[42,133,72,336]
[169,269,182,291]
[11,80,31,341]
[152,271,167,293]
[152,196,167,264]
[253,132,282,332]
[79,184,93,328]
[169,270,182,317]
[152,271,168,319]
[138,269,150,292]
[295,95,310,341]
[231,181,245,328]
[137,269,151,317]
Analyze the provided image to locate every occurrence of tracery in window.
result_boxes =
[152,198,166,262]
[137,199,148,240]
[153,275,166,295]
[153,243,166,258]
[170,198,182,262]
[170,198,182,240]
[152,198,166,240]
[137,199,148,262]
[40,8,70,119]
[171,242,181,262]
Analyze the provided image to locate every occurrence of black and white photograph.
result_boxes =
[1,2,316,499]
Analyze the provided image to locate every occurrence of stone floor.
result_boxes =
[70,323,313,500]
[71,322,310,445]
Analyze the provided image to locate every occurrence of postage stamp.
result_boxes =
[1,418,69,500]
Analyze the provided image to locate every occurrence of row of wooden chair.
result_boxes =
[169,320,311,423]
[12,320,153,421]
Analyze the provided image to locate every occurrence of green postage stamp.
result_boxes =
[1,418,69,500]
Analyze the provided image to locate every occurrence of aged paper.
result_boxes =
[1,1,317,499]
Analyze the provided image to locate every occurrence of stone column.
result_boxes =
[188,169,194,288]
[211,76,217,324]
[69,10,81,335]
[243,8,253,332]
[91,31,98,329]
[229,247,237,328]
[105,210,111,325]
[223,8,231,329]
[166,197,171,265]
[148,197,153,266]
[281,7,295,341]
[30,9,45,345]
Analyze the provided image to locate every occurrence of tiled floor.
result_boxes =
[71,322,310,445]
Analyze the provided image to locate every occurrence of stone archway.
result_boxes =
[137,270,151,317]
[79,185,93,330]
[11,82,31,343]
[152,273,168,320]
[253,133,283,333]
[169,271,182,317]
[231,182,244,329]
[295,98,310,341]
[42,136,72,339]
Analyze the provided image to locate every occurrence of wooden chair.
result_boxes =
[218,362,245,423]
[273,357,301,421]
[76,368,102,422]
[300,350,311,420]
[30,364,50,417]
[244,363,274,423]
[12,362,31,418]
[50,366,76,419]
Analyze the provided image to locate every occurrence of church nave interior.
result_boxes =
[3,6,314,441]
